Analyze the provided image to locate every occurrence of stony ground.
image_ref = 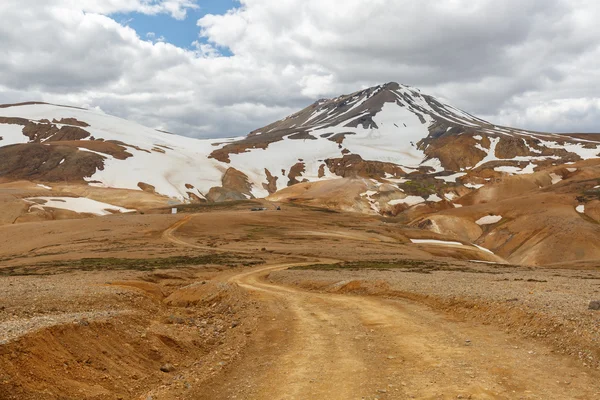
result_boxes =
[0,205,599,399]
[270,261,600,369]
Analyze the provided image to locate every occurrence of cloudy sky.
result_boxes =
[1,0,599,138]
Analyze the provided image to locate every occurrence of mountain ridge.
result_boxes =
[3,83,600,266]
[2,82,600,204]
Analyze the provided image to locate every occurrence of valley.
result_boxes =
[1,205,599,399]
[1,83,600,399]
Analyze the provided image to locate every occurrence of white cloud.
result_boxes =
[67,0,199,20]
[0,0,599,138]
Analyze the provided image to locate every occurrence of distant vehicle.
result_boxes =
[251,207,268,212]
[276,206,281,211]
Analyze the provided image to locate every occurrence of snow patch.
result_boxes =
[473,244,495,255]
[26,197,135,216]
[360,190,380,214]
[494,163,536,175]
[435,172,466,183]
[549,173,562,185]
[473,137,500,169]
[361,190,378,197]
[539,140,600,161]
[0,124,28,146]
[410,239,463,246]
[389,196,426,206]
[476,215,502,225]
[444,192,457,200]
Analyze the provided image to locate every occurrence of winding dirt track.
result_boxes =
[165,216,600,400]
[162,215,251,254]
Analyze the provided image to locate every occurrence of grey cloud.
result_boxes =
[1,0,599,138]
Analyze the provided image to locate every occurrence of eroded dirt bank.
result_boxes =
[0,267,270,400]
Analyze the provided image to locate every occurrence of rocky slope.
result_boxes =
[2,83,600,265]
[2,83,598,206]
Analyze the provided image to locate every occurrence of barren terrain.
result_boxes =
[1,203,599,399]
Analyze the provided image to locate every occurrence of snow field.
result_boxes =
[26,197,136,216]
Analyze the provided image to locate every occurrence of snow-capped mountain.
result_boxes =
[4,84,600,266]
[218,82,595,187]
[1,83,599,209]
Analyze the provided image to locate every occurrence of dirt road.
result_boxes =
[166,216,600,400]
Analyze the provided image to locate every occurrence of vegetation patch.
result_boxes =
[291,259,516,274]
[168,200,263,213]
[0,254,264,276]
[397,179,440,196]
[282,202,340,213]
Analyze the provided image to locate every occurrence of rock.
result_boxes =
[589,300,600,310]
[160,364,175,373]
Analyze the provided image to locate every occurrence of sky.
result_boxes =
[1,0,599,138]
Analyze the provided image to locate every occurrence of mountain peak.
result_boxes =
[247,81,484,140]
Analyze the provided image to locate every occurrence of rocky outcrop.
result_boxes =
[318,164,326,178]
[419,132,487,171]
[22,122,91,142]
[137,182,157,194]
[263,169,279,194]
[325,154,405,179]
[0,116,29,126]
[59,140,132,160]
[186,192,206,203]
[495,136,535,159]
[0,143,104,182]
[52,118,90,127]
[209,140,271,163]
[287,163,306,186]
[206,168,254,202]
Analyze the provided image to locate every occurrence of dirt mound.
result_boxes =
[268,178,373,214]
[0,275,257,400]
[0,314,201,400]
[110,280,166,301]
[411,214,483,242]
[164,281,247,309]
[326,279,392,295]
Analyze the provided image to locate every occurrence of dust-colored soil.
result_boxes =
[1,205,599,399]
[210,264,600,399]
[270,262,600,369]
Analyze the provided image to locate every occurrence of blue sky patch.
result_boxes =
[114,0,238,54]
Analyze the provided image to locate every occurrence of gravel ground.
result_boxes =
[270,263,600,368]
[0,310,132,345]
[0,270,155,344]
